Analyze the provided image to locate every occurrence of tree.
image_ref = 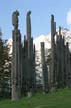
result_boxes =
[0,34,11,99]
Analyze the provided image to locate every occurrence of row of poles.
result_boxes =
[11,10,71,101]
[50,15,71,90]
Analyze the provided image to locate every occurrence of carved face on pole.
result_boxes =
[12,10,19,29]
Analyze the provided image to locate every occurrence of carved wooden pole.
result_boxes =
[56,27,65,88]
[59,28,63,87]
[56,34,60,88]
[63,36,66,87]
[59,26,61,35]
[22,35,29,96]
[41,42,48,93]
[26,11,35,96]
[11,10,21,100]
[30,37,36,93]
[51,15,56,90]
[65,42,71,87]
[61,35,65,87]
[32,44,36,92]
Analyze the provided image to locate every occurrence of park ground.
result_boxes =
[0,88,71,108]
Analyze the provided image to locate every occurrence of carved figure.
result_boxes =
[12,10,19,29]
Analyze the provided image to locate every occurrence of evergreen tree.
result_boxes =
[0,31,11,99]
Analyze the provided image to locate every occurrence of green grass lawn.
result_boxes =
[0,88,71,108]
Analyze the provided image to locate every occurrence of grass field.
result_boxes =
[0,88,71,108]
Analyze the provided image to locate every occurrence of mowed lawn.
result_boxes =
[0,88,71,108]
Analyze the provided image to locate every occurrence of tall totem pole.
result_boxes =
[11,10,22,100]
[26,11,36,96]
[65,42,71,87]
[51,15,56,90]
[41,42,48,93]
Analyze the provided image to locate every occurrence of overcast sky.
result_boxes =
[0,0,71,39]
